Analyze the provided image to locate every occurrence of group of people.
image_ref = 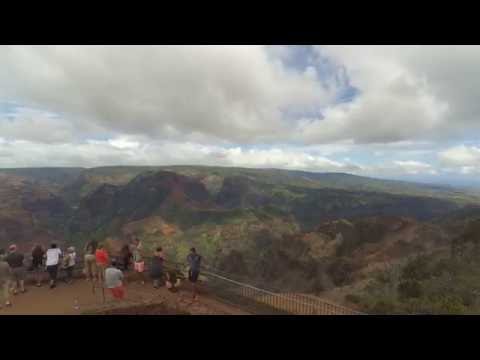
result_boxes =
[0,238,202,309]
[0,243,77,309]
[92,239,203,301]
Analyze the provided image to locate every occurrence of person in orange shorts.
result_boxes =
[105,260,125,300]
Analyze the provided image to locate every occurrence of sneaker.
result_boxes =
[5,302,12,307]
[36,283,41,287]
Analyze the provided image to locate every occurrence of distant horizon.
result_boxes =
[2,46,480,188]
[2,163,479,189]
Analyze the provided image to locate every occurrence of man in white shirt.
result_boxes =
[45,243,62,289]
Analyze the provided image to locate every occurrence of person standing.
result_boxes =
[5,245,26,295]
[31,244,45,287]
[105,260,125,300]
[45,243,62,289]
[187,247,202,300]
[0,249,12,309]
[95,243,109,283]
[132,238,145,285]
[150,247,165,289]
[84,240,98,282]
[120,244,132,272]
[63,247,76,284]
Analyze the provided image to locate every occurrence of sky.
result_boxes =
[1,45,480,187]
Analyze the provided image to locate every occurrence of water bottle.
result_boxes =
[73,298,80,311]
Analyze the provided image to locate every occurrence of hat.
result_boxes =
[9,244,17,252]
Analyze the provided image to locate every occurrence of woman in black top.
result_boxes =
[31,244,45,287]
[120,244,132,272]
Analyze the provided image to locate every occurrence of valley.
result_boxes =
[1,166,480,314]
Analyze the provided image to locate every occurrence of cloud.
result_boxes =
[438,145,480,175]
[393,160,437,175]
[0,138,361,172]
[0,46,336,144]
[1,45,480,184]
[2,45,479,148]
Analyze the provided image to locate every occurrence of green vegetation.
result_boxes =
[4,165,480,315]
[352,251,480,314]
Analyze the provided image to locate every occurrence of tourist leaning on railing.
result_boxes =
[31,244,45,287]
[45,243,62,289]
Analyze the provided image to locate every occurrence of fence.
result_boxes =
[156,258,364,315]
[21,255,364,315]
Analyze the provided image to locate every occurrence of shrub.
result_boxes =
[401,255,431,281]
[345,293,362,304]
[371,299,397,314]
[398,280,423,299]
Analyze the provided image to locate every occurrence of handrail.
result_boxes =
[23,253,365,315]
[144,256,364,315]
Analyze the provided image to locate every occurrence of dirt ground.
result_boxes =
[0,278,250,315]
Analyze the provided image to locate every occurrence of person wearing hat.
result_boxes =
[63,247,76,284]
[5,244,26,295]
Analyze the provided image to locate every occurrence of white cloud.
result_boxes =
[0,46,336,144]
[439,145,480,167]
[393,160,437,175]
[0,137,360,173]
[438,145,480,175]
[0,45,479,183]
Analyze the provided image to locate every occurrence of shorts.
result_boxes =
[47,265,59,280]
[11,267,26,282]
[134,261,145,273]
[188,269,200,283]
[109,285,125,299]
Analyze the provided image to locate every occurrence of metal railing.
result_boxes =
[21,255,365,315]
[145,257,364,315]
